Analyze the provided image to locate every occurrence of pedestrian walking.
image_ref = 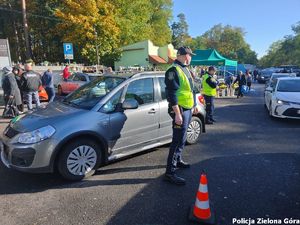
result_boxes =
[42,69,55,103]
[21,61,42,110]
[233,71,246,98]
[225,74,234,96]
[246,70,252,90]
[1,66,22,116]
[164,46,198,185]
[63,65,71,81]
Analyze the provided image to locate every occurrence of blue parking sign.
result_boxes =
[63,43,73,60]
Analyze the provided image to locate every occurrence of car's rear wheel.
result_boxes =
[57,85,63,96]
[58,139,102,181]
[186,116,202,145]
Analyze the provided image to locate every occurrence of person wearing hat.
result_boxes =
[202,66,218,124]
[164,46,198,185]
[20,61,42,110]
[1,66,22,114]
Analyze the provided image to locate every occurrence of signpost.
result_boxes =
[63,43,73,64]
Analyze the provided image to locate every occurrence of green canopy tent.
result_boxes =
[191,49,238,75]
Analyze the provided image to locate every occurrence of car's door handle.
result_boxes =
[148,109,157,114]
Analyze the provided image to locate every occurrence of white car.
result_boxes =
[265,77,300,119]
[265,73,296,88]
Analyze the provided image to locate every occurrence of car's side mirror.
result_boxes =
[122,99,138,110]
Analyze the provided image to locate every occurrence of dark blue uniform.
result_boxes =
[165,60,195,178]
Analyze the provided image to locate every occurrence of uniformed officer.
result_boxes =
[202,66,218,124]
[164,46,198,185]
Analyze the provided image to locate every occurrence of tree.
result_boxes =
[55,0,120,64]
[259,21,300,67]
[171,13,190,49]
[201,24,258,64]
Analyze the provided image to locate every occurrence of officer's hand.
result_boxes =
[175,113,183,126]
[9,95,14,99]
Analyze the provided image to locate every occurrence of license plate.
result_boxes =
[298,110,300,114]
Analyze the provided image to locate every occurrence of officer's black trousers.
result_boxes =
[204,95,215,122]
[166,108,192,174]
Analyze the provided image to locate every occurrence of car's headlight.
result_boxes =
[277,99,290,105]
[18,125,56,144]
[261,76,265,79]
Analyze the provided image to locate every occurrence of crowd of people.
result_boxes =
[1,61,55,117]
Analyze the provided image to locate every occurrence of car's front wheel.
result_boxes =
[186,116,202,145]
[58,139,102,181]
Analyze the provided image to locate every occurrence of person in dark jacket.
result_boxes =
[164,46,198,185]
[202,66,218,124]
[42,69,55,102]
[21,62,42,110]
[2,66,23,114]
[233,71,246,98]
[12,66,24,112]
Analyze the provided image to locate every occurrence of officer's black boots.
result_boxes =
[164,173,186,185]
[177,160,190,168]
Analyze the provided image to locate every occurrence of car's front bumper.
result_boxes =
[0,133,60,173]
[273,103,300,119]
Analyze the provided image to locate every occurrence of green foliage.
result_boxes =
[259,22,300,67]
[171,13,190,49]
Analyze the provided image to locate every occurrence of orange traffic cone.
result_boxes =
[189,173,215,224]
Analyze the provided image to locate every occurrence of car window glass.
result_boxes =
[63,76,125,110]
[68,73,76,80]
[73,74,81,81]
[158,77,166,100]
[125,78,154,105]
[79,75,87,82]
[101,88,123,113]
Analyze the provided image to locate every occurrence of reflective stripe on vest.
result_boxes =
[173,65,194,109]
[202,74,217,96]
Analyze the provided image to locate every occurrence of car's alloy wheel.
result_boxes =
[186,117,202,145]
[58,139,102,181]
[67,145,97,176]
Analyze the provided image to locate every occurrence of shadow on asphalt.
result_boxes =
[0,153,299,225]
[105,153,300,225]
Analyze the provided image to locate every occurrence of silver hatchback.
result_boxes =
[1,72,206,181]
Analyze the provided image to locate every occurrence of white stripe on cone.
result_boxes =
[199,184,208,193]
[195,199,210,210]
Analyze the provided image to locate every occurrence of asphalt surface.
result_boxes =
[0,83,299,225]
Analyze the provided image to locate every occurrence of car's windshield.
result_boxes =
[63,76,126,109]
[277,80,300,92]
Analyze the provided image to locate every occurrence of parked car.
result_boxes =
[264,77,300,119]
[1,72,206,181]
[57,72,102,95]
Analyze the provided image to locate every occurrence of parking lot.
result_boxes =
[0,83,300,225]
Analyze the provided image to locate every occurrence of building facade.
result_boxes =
[114,40,177,71]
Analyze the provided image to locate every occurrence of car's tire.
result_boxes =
[57,85,63,96]
[57,139,102,181]
[186,116,202,145]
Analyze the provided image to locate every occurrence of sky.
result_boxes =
[173,0,300,58]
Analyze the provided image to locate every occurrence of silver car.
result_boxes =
[1,72,206,181]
